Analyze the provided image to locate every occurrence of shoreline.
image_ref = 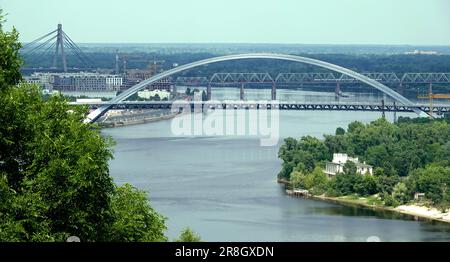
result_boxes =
[278,179,450,225]
[99,112,179,128]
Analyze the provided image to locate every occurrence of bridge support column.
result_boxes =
[393,101,397,123]
[271,82,276,100]
[397,82,404,95]
[240,83,245,100]
[335,82,341,99]
[207,83,212,101]
[381,98,385,119]
[429,83,434,119]
[172,84,177,96]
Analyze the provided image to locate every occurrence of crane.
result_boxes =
[417,83,450,118]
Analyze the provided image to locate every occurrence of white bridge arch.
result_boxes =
[85,53,426,122]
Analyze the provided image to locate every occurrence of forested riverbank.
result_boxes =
[277,116,450,222]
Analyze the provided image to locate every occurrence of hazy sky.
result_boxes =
[1,0,450,45]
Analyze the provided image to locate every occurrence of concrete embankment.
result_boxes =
[99,110,179,128]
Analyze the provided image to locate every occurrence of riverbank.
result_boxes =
[280,180,450,224]
[99,111,179,128]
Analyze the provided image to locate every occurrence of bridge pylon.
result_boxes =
[52,24,67,72]
[21,24,93,71]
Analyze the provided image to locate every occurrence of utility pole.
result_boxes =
[53,24,67,72]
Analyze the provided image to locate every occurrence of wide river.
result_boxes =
[102,88,450,241]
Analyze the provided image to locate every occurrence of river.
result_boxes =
[102,88,450,242]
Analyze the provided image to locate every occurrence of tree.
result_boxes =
[108,184,167,242]
[278,137,297,163]
[392,182,410,205]
[363,174,378,196]
[297,136,329,162]
[335,127,345,136]
[290,171,306,189]
[343,161,357,175]
[334,172,356,196]
[0,14,169,242]
[152,94,161,101]
[0,10,22,91]
[376,175,401,194]
[278,161,295,181]
[307,167,329,195]
[413,166,450,205]
[175,228,201,242]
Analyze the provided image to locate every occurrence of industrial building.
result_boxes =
[25,72,123,92]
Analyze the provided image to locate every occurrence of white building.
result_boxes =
[404,49,438,55]
[324,153,373,178]
[24,72,123,92]
[137,89,170,100]
[24,73,55,90]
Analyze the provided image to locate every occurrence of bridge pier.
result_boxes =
[397,82,404,95]
[207,83,212,101]
[335,82,341,99]
[172,84,177,97]
[429,82,433,118]
[393,101,397,123]
[271,82,276,100]
[240,83,245,100]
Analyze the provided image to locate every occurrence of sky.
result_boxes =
[1,0,450,45]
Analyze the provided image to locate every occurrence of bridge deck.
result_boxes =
[70,101,450,113]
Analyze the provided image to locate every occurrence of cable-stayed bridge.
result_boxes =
[21,24,93,72]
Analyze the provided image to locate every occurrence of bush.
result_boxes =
[382,193,400,207]
[175,228,201,242]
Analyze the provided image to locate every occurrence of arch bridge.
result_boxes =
[85,53,428,123]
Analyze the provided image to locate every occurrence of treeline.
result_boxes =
[22,51,450,76]
[278,116,450,209]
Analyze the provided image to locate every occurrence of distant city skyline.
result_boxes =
[1,0,450,45]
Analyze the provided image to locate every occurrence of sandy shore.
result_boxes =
[280,179,450,224]
[396,205,450,223]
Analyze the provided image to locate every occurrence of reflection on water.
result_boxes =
[103,88,450,242]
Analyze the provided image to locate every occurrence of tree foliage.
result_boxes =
[175,228,202,242]
[278,117,450,208]
[0,13,170,242]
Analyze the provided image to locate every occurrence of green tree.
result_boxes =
[335,127,345,136]
[290,171,306,189]
[152,94,161,101]
[307,167,329,195]
[376,175,401,194]
[343,161,357,175]
[175,228,202,242]
[0,10,22,91]
[334,172,356,195]
[0,14,169,242]
[392,182,410,205]
[108,184,167,242]
[413,166,450,205]
[363,174,378,196]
